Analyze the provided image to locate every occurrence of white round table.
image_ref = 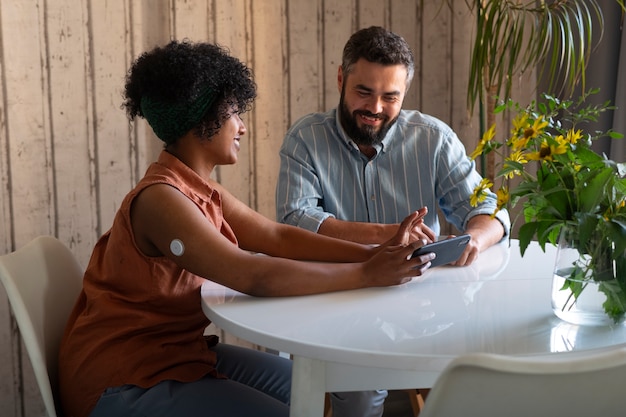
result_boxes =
[201,239,626,416]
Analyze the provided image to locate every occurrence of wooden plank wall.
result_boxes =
[0,0,533,414]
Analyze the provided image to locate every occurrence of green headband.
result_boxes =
[140,86,217,144]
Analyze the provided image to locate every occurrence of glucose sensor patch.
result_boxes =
[170,239,185,256]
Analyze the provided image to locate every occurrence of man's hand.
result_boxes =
[405,207,436,243]
[449,214,505,266]
[383,207,435,247]
[449,236,480,266]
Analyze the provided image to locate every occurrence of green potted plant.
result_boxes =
[469,90,626,324]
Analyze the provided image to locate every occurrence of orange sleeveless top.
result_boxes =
[59,151,238,417]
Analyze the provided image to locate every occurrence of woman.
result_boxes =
[58,40,433,417]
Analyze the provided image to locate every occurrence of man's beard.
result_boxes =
[338,94,398,147]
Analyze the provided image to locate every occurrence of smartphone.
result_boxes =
[411,234,471,268]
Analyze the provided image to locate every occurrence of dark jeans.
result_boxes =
[89,343,291,417]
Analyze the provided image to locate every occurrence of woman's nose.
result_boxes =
[236,114,247,134]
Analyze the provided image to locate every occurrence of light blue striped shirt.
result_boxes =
[276,108,510,237]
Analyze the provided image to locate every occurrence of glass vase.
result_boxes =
[551,230,626,326]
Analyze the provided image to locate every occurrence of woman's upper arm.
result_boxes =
[130,183,254,288]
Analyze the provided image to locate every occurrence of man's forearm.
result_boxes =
[317,217,396,245]
[465,214,506,252]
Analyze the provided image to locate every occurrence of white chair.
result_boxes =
[419,346,626,417]
[0,236,83,417]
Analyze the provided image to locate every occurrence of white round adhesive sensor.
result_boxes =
[170,239,185,256]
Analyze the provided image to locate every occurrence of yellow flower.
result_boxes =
[511,135,530,151]
[523,116,549,141]
[553,134,571,154]
[469,144,484,161]
[565,129,583,145]
[504,150,527,179]
[508,113,530,148]
[470,124,496,160]
[527,140,567,161]
[470,178,493,207]
[511,116,547,151]
[511,112,529,134]
[508,150,528,164]
[496,187,509,207]
[552,140,568,156]
[491,187,509,218]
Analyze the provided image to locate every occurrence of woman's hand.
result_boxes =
[361,239,434,287]
[359,210,437,288]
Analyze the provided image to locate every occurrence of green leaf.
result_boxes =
[542,188,572,220]
[600,280,626,322]
[518,222,538,255]
[579,167,613,212]
[576,212,601,247]
[536,221,561,247]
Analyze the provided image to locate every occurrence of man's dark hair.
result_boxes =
[341,26,415,89]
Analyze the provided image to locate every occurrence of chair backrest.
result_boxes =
[0,236,83,417]
[419,346,626,417]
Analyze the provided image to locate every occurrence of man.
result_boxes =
[276,26,510,416]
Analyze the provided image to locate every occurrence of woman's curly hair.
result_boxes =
[123,40,257,144]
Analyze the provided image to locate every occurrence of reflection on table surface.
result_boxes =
[201,239,626,370]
